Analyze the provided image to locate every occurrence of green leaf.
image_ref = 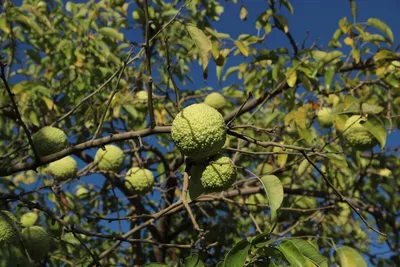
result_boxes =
[274,14,289,33]
[336,246,367,267]
[235,40,249,57]
[278,240,308,267]
[142,263,168,267]
[361,103,384,114]
[223,239,251,267]
[289,239,328,267]
[186,24,212,74]
[362,116,387,148]
[339,17,351,34]
[259,175,283,222]
[98,27,124,41]
[240,5,248,21]
[286,68,297,87]
[349,0,357,22]
[324,66,335,91]
[281,0,294,14]
[183,253,205,267]
[366,18,394,44]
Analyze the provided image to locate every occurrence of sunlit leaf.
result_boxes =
[336,246,367,267]
[187,24,212,78]
[259,175,283,222]
[367,18,394,44]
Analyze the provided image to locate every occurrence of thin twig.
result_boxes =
[0,62,40,163]
[299,150,387,237]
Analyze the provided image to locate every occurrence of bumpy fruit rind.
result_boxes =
[190,156,237,193]
[317,107,333,127]
[125,167,155,194]
[32,126,68,157]
[171,103,226,161]
[0,210,21,245]
[343,115,378,150]
[94,144,125,173]
[204,92,226,110]
[20,212,39,228]
[48,156,78,181]
[22,226,50,261]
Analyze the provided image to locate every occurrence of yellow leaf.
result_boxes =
[286,67,297,87]
[186,24,212,71]
[344,37,354,46]
[235,40,249,57]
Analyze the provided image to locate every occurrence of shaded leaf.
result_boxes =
[278,240,308,267]
[362,116,387,148]
[223,239,251,267]
[289,239,328,267]
[183,253,205,267]
[274,14,289,33]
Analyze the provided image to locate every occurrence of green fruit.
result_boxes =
[136,90,148,102]
[32,126,68,157]
[132,9,145,24]
[48,156,78,181]
[22,226,50,261]
[0,210,21,245]
[135,90,149,110]
[94,144,125,173]
[190,155,237,193]
[125,167,155,194]
[76,186,89,199]
[0,243,31,267]
[204,92,226,110]
[343,115,378,150]
[171,103,226,161]
[20,212,39,228]
[317,107,333,127]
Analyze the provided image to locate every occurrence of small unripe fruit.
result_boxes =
[132,9,145,24]
[48,156,78,181]
[20,212,39,228]
[0,210,21,245]
[76,187,89,199]
[317,107,333,127]
[22,226,50,261]
[204,92,226,110]
[32,126,68,157]
[343,116,378,150]
[190,156,237,193]
[135,90,149,111]
[125,167,155,194]
[172,103,226,161]
[94,144,125,173]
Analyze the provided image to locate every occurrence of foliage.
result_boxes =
[0,0,399,266]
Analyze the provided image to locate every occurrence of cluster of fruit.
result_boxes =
[32,126,154,195]
[171,93,236,200]
[0,210,50,265]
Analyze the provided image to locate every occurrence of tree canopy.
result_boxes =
[0,0,399,266]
